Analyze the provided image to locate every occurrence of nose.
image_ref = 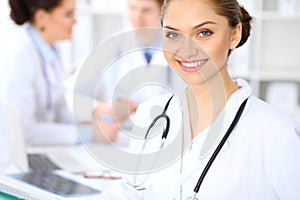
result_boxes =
[178,37,199,60]
[72,16,77,25]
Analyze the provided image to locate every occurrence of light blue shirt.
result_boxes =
[27,26,58,69]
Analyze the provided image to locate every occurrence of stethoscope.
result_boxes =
[144,94,174,148]
[27,27,53,110]
[142,94,248,199]
[128,94,175,190]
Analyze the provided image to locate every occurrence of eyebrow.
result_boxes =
[163,21,217,31]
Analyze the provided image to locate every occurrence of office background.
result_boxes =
[0,0,300,123]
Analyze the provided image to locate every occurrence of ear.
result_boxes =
[229,23,242,50]
[33,9,48,31]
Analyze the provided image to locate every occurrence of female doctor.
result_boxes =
[2,0,118,145]
[100,0,300,199]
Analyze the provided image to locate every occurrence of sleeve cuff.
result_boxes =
[99,114,115,124]
[76,124,93,144]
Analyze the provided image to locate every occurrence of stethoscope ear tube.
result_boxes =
[163,94,175,114]
[144,94,174,140]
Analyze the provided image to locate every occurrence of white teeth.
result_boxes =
[181,60,206,68]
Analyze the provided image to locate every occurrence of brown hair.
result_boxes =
[9,0,63,25]
[161,0,253,49]
[155,0,164,8]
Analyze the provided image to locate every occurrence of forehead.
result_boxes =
[128,0,160,6]
[163,0,224,25]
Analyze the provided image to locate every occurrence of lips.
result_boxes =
[178,59,208,72]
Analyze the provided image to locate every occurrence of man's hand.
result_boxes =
[92,99,138,142]
[94,99,137,124]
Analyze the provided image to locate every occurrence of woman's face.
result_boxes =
[162,0,241,85]
[128,0,161,29]
[42,0,76,44]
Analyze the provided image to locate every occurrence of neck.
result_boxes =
[187,68,239,138]
[32,25,54,47]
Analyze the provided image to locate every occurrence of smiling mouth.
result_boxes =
[178,59,208,72]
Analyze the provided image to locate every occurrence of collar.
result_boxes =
[188,79,252,160]
[27,25,58,65]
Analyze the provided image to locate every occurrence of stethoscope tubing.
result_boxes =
[192,98,248,197]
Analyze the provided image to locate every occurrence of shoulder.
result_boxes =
[4,28,34,60]
[0,28,38,89]
[246,96,296,130]
[242,96,299,151]
[2,27,37,73]
[234,96,300,198]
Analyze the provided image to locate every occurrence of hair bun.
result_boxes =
[9,0,31,25]
[237,5,252,48]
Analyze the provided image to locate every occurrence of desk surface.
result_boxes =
[0,143,126,200]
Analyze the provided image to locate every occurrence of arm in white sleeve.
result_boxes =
[3,50,86,145]
[266,123,300,199]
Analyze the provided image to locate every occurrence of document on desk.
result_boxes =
[0,171,102,200]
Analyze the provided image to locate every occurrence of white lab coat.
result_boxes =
[0,25,79,145]
[101,79,300,199]
[0,99,13,171]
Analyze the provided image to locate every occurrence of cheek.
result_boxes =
[206,39,229,68]
[53,21,72,39]
[163,39,181,57]
[129,13,138,22]
[60,20,72,32]
[163,50,174,66]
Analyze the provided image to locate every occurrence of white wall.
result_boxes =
[0,0,17,60]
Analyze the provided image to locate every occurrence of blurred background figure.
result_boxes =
[0,0,115,145]
[96,0,176,103]
[0,99,13,172]
[91,0,184,143]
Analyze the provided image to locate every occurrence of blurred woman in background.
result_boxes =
[1,0,107,145]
